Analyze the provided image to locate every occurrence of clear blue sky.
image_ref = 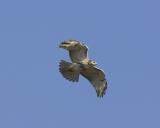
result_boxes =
[0,0,160,128]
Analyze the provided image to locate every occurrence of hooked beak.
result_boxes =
[59,41,71,49]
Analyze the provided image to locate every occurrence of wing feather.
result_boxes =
[69,43,88,63]
[81,65,107,97]
[59,60,80,82]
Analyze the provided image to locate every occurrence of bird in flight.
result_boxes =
[59,40,108,97]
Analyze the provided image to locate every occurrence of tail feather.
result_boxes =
[59,60,80,82]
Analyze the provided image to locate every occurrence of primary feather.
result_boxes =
[80,65,107,97]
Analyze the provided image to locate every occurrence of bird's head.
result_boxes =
[88,60,97,66]
[59,40,80,51]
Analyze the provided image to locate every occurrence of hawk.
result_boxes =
[59,40,108,97]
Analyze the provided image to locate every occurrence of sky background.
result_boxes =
[0,0,160,128]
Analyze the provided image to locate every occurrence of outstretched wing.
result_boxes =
[59,40,88,63]
[59,60,80,82]
[81,65,107,97]
[69,43,88,63]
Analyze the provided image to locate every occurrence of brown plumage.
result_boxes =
[59,40,108,97]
